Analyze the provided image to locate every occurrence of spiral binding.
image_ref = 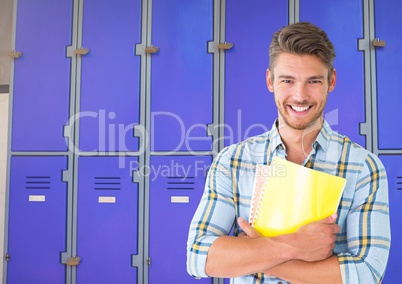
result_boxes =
[249,164,270,226]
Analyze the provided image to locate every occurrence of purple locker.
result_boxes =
[76,156,139,283]
[224,0,288,146]
[150,0,213,152]
[7,156,68,284]
[11,0,72,151]
[149,156,212,283]
[375,0,402,149]
[300,0,365,147]
[79,0,142,152]
[378,155,401,283]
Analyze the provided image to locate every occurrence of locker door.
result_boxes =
[7,156,68,284]
[300,0,365,146]
[76,157,139,283]
[149,156,212,283]
[151,0,213,152]
[79,0,142,152]
[375,0,402,149]
[224,1,288,146]
[11,0,72,151]
[378,155,401,283]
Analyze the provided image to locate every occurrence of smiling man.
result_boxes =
[187,22,390,284]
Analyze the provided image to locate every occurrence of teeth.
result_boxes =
[291,105,309,112]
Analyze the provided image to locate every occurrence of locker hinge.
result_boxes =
[4,253,10,262]
[146,257,151,266]
[66,257,81,266]
[62,170,71,183]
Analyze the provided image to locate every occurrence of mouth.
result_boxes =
[289,105,312,113]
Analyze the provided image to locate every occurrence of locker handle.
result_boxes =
[75,48,90,55]
[66,256,81,266]
[145,45,160,54]
[372,38,386,47]
[8,51,22,59]
[218,42,234,50]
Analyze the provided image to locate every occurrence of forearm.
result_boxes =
[206,235,294,278]
[265,255,342,284]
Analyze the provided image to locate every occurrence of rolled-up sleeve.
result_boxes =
[186,146,236,278]
[338,154,391,283]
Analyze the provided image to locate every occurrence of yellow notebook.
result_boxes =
[249,156,346,237]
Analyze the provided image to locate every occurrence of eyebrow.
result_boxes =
[277,75,326,80]
[307,75,326,80]
[278,75,295,80]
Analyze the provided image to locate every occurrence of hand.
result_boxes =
[276,214,340,262]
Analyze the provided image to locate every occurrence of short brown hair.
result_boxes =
[269,22,336,80]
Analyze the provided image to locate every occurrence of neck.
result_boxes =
[277,118,323,164]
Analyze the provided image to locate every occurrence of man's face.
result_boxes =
[266,53,336,131]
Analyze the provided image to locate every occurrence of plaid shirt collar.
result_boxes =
[268,119,333,155]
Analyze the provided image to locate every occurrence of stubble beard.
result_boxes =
[278,104,324,131]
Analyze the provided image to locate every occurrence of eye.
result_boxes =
[309,79,323,84]
[282,79,293,84]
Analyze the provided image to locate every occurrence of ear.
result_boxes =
[328,69,337,92]
[266,69,274,92]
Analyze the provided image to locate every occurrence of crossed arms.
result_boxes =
[205,215,342,284]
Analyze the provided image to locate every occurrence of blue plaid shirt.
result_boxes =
[187,120,390,284]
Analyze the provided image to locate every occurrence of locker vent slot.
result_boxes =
[167,176,195,190]
[397,176,402,190]
[25,176,51,190]
[94,177,121,190]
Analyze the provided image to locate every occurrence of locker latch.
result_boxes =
[146,257,151,266]
[145,46,159,54]
[372,38,386,47]
[217,42,234,50]
[75,48,90,55]
[66,257,81,266]
[8,51,22,59]
[4,253,10,262]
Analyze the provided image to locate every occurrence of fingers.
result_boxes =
[238,231,247,238]
[317,213,338,224]
[329,213,338,222]
[313,216,340,236]
[237,217,261,238]
[290,221,339,261]
[319,214,341,234]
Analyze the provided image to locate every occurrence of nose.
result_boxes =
[293,82,308,101]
